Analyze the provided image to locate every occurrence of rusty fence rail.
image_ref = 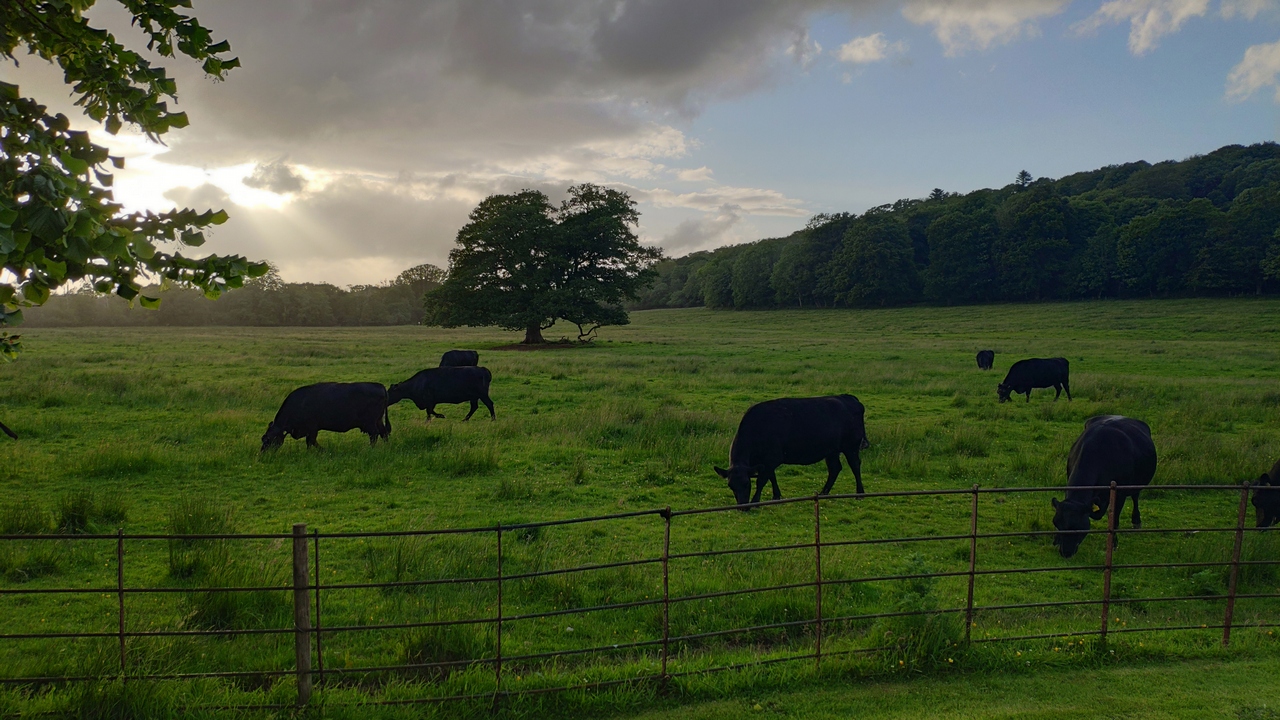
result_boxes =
[0,484,1277,711]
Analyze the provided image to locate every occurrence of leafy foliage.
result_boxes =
[425,184,662,343]
[634,143,1280,310]
[0,0,267,356]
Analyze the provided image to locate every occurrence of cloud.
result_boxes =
[1220,0,1276,19]
[902,0,1070,55]
[1073,0,1210,55]
[676,166,715,182]
[1226,39,1280,101]
[243,161,308,194]
[837,33,909,64]
[660,205,744,252]
[788,28,825,70]
[643,185,809,216]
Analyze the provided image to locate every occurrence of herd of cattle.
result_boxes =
[261,348,1280,559]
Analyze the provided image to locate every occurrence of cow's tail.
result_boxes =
[383,389,392,437]
[860,433,870,450]
[0,420,15,440]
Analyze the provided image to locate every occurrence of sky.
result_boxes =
[4,0,1280,285]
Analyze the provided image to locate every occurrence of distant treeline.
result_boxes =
[25,265,444,327]
[633,143,1280,310]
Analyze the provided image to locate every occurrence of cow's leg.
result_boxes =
[751,474,767,504]
[1111,495,1127,547]
[844,449,865,495]
[463,399,479,421]
[1064,380,1072,401]
[1130,494,1141,528]
[1053,384,1062,401]
[306,432,319,448]
[1025,391,1032,403]
[821,455,841,495]
[767,469,782,501]
[482,395,496,420]
[367,429,378,446]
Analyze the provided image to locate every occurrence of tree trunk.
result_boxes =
[523,323,544,344]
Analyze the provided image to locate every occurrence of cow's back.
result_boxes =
[1067,415,1155,492]
[1004,357,1068,388]
[276,382,386,434]
[440,350,479,367]
[408,366,491,403]
[733,396,863,467]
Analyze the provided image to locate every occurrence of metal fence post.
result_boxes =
[1100,483,1117,645]
[661,507,671,690]
[1223,482,1250,646]
[116,529,126,678]
[292,523,312,708]
[313,529,323,688]
[493,524,503,713]
[813,495,822,667]
[964,485,978,643]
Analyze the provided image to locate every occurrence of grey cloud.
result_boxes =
[163,183,232,209]
[660,204,743,252]
[244,161,308,194]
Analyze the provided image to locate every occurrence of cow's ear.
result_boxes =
[1051,497,1060,509]
[713,466,730,479]
[1258,474,1272,487]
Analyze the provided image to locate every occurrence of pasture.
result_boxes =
[1,298,1279,718]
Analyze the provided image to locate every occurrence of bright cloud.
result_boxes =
[1226,38,1280,101]
[902,0,1070,55]
[1220,0,1276,18]
[837,33,909,64]
[1074,0,1210,55]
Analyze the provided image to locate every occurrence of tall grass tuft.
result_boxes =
[1,498,49,535]
[872,553,964,671]
[402,621,494,681]
[167,497,234,579]
[55,490,126,533]
[183,557,289,631]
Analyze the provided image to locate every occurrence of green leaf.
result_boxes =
[209,210,230,225]
[167,112,190,129]
[105,116,122,135]
[247,261,270,277]
[43,259,67,281]
[116,284,139,301]
[129,238,157,260]
[23,283,50,305]
[181,230,205,247]
[61,153,90,176]
[0,209,16,228]
[139,295,161,310]
[0,82,18,101]
[110,156,126,169]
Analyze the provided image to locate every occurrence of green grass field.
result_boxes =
[1,298,1278,718]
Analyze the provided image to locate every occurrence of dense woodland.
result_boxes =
[24,142,1280,327]
[633,143,1280,310]
[24,265,443,327]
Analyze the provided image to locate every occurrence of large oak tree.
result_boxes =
[425,185,661,344]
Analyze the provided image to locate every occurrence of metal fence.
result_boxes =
[0,482,1277,713]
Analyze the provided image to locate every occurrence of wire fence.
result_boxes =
[0,482,1277,713]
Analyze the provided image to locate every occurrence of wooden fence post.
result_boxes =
[964,485,978,643]
[292,523,312,708]
[312,529,323,687]
[1223,482,1250,646]
[1100,483,1117,645]
[814,495,822,667]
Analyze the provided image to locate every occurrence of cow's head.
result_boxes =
[260,422,285,453]
[1253,473,1280,528]
[714,465,758,507]
[997,383,1013,403]
[1051,497,1091,558]
[387,383,406,406]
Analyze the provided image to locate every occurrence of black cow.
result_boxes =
[976,350,994,371]
[1253,458,1280,528]
[1051,415,1157,558]
[714,395,869,506]
[440,350,479,367]
[998,357,1070,403]
[261,382,390,452]
[389,367,495,421]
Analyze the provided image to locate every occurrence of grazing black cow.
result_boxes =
[261,382,390,452]
[388,367,495,421]
[998,357,1070,403]
[1253,458,1280,528]
[976,350,995,371]
[714,395,869,506]
[1051,415,1157,558]
[439,350,479,367]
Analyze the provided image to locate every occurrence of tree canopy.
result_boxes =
[633,143,1280,311]
[425,185,662,343]
[1,0,267,358]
